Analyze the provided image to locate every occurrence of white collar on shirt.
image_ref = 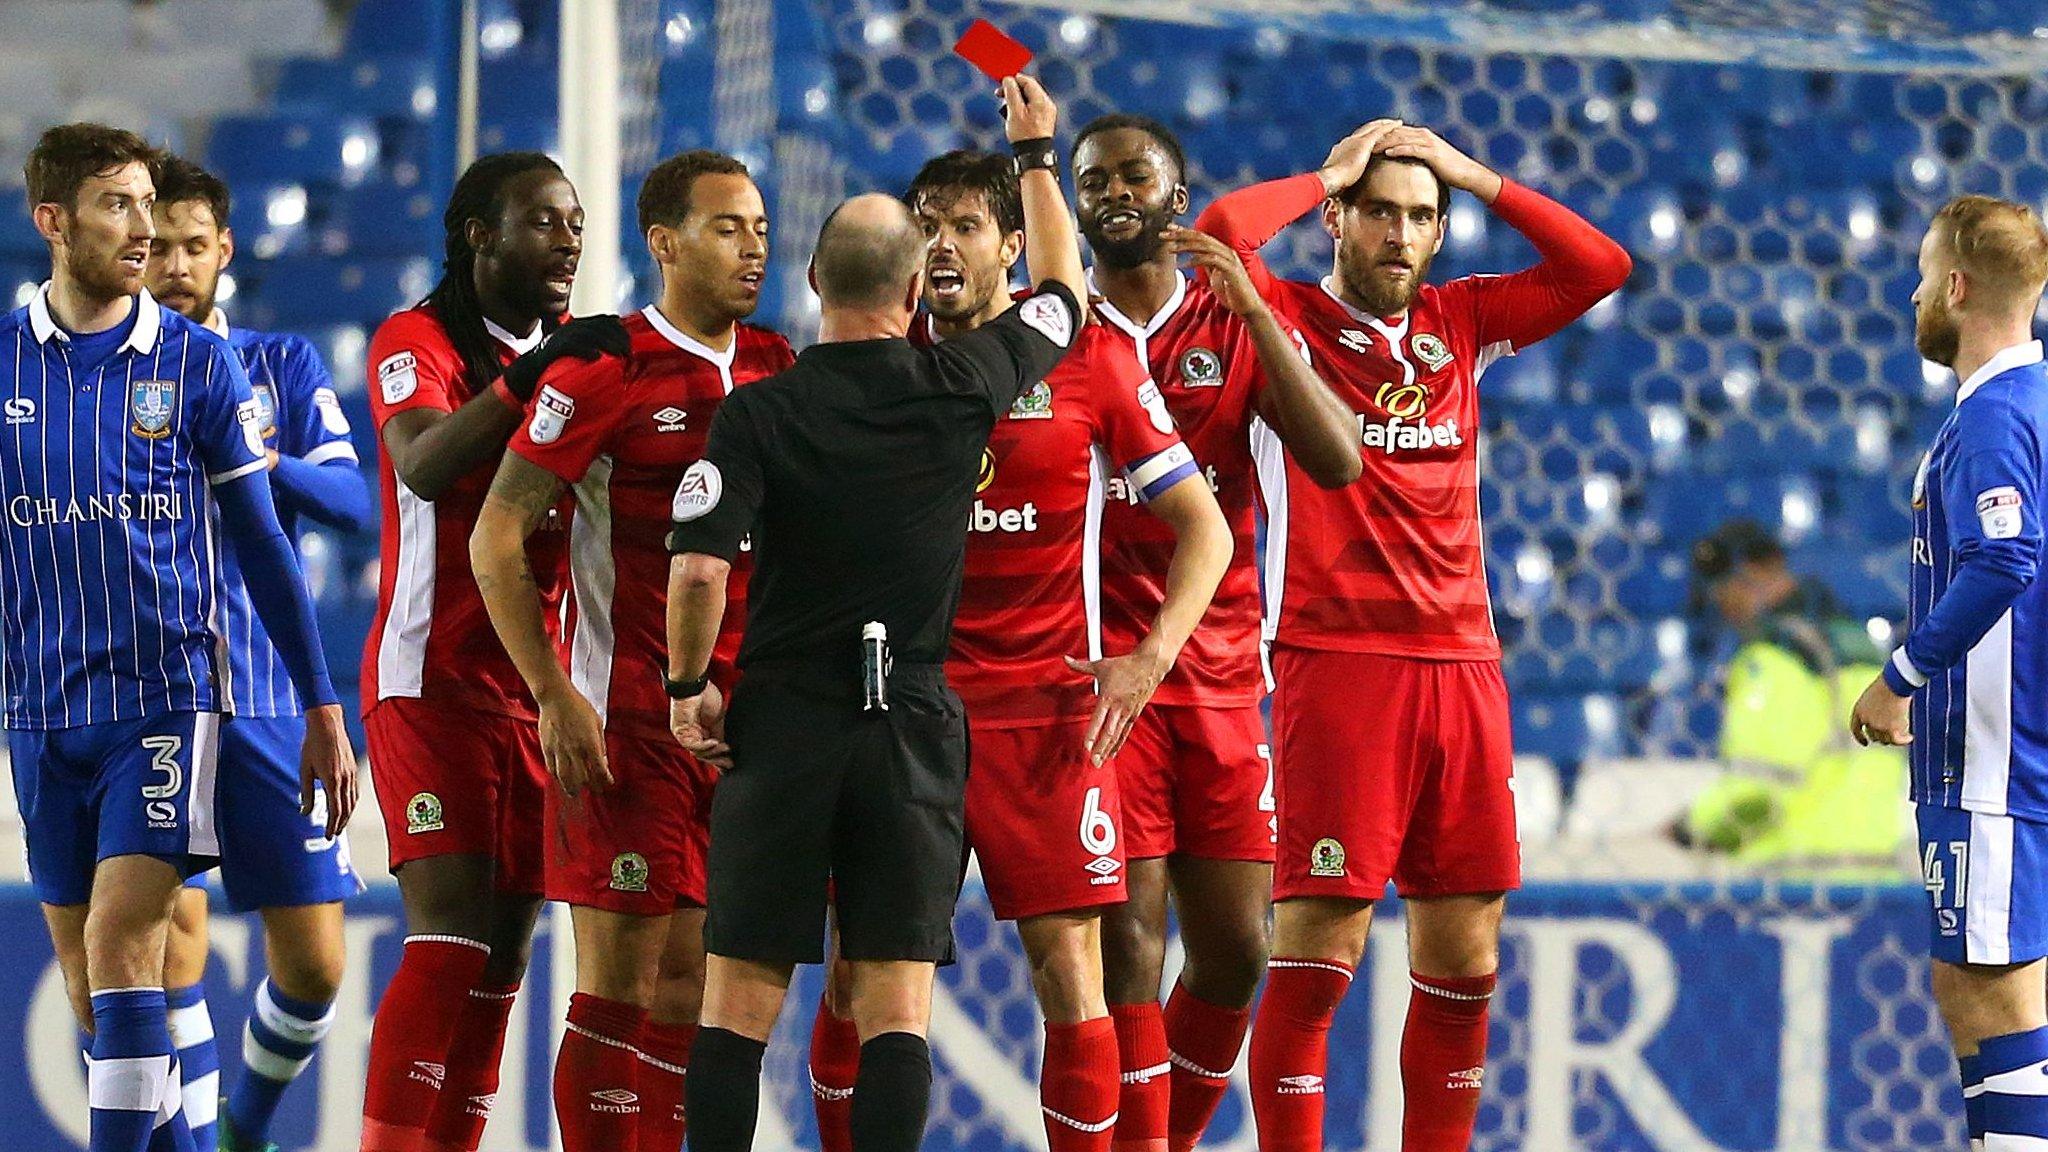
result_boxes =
[27,282,162,353]
[643,304,737,368]
[1956,339,2045,405]
[1319,275,1409,340]
[486,315,544,356]
[203,307,230,338]
[1087,268,1188,340]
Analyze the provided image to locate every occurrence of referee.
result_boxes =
[665,75,1086,1152]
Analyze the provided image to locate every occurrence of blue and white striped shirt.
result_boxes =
[213,318,359,717]
[1893,340,2048,819]
[0,285,266,729]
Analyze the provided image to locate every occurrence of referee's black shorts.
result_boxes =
[704,660,968,964]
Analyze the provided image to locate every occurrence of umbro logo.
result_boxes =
[1338,329,1373,355]
[1086,855,1122,885]
[652,406,688,432]
[1276,1074,1324,1095]
[1447,1066,1485,1090]
[589,1088,642,1114]
[409,1061,446,1088]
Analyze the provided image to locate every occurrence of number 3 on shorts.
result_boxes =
[140,735,184,800]
[1080,786,1116,856]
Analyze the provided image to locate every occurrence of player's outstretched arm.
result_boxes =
[1194,119,1406,296]
[384,315,629,502]
[665,553,732,769]
[215,472,357,836]
[1165,225,1362,488]
[472,452,611,796]
[270,455,374,533]
[1003,74,1088,311]
[1380,126,1632,347]
[1067,472,1232,764]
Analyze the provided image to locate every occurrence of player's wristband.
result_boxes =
[665,674,710,700]
[1010,137,1059,178]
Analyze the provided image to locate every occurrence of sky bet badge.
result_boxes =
[130,377,177,439]
[1410,332,1454,372]
[252,382,278,440]
[1009,380,1053,419]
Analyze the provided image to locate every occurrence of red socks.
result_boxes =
[1162,983,1250,1152]
[1041,1017,1121,1152]
[419,981,520,1152]
[1108,1003,1169,1152]
[553,993,649,1152]
[637,1020,695,1152]
[1401,972,1495,1152]
[1247,958,1354,1152]
[809,1004,861,1152]
[362,936,491,1152]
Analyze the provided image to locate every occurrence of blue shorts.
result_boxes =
[1917,804,2048,966]
[10,711,223,906]
[187,714,363,913]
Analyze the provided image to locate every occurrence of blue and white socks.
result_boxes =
[87,988,194,1152]
[164,984,217,1148]
[227,977,337,1144]
[1965,1025,2048,1150]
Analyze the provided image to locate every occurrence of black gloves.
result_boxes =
[499,313,631,402]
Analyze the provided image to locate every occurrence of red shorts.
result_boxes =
[1116,703,1275,863]
[1269,649,1520,901]
[366,696,548,894]
[546,723,718,915]
[965,719,1126,921]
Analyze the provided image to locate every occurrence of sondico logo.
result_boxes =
[970,448,1039,533]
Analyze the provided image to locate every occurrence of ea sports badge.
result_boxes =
[130,377,176,439]
[1180,346,1223,387]
[672,460,723,521]
[1410,332,1453,372]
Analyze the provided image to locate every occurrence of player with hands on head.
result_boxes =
[1066,109,1361,1152]
[144,153,372,1152]
[1852,195,2048,1151]
[3,123,351,1152]
[472,149,792,1152]
[805,144,1230,1152]
[359,151,626,1152]
[1195,120,1630,1152]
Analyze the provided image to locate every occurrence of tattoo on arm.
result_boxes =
[475,454,566,598]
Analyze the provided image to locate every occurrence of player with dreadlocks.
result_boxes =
[358,152,628,1152]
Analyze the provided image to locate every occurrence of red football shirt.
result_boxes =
[1199,173,1632,658]
[1089,273,1280,707]
[915,314,1197,726]
[365,305,572,718]
[508,307,793,733]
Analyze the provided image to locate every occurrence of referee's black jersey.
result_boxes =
[667,282,1081,669]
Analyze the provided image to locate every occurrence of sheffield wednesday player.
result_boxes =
[358,153,628,1152]
[1199,121,1629,1152]
[806,149,1231,1152]
[1069,113,1363,1152]
[472,150,792,1152]
[3,124,354,1152]
[1847,195,2048,1152]
[144,155,371,1152]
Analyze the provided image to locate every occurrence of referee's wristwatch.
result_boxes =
[1011,137,1059,179]
[665,673,710,700]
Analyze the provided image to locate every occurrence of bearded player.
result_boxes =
[805,148,1232,1152]
[1195,121,1630,1152]
[1068,113,1362,1152]
[472,150,792,1152]
[359,153,628,1152]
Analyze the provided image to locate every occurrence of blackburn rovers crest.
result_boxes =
[406,792,444,834]
[1410,332,1454,372]
[1308,837,1347,878]
[1008,380,1053,419]
[610,852,650,893]
[129,377,177,439]
[1179,346,1223,387]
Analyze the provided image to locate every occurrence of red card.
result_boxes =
[954,19,1032,81]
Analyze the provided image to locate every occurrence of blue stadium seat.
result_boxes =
[1510,692,1626,764]
[276,56,442,122]
[208,114,380,189]
[346,0,451,59]
[238,256,433,329]
[319,181,441,259]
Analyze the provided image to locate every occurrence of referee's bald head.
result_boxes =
[812,193,925,311]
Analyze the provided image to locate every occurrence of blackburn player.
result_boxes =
[1849,195,2048,1152]
[3,123,353,1152]
[144,154,371,1152]
[806,149,1232,1152]
[1196,122,1629,1151]
[472,150,792,1152]
[358,153,627,1152]
[1068,113,1362,1152]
